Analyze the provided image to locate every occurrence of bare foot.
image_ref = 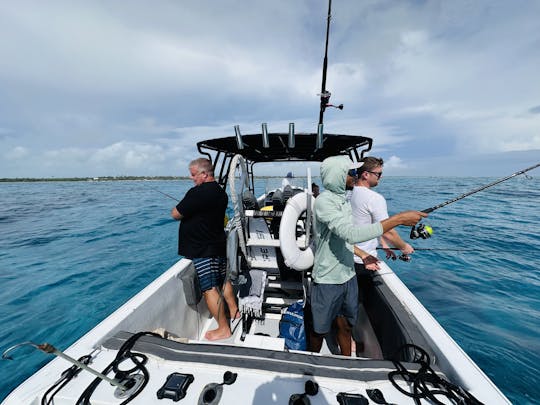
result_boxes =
[205,327,232,341]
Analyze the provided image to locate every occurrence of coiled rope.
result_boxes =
[76,332,160,405]
[389,344,484,405]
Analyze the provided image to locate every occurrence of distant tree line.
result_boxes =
[0,175,296,183]
[0,176,185,183]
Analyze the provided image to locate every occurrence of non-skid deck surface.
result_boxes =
[102,331,430,382]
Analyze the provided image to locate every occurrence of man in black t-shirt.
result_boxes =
[171,158,238,341]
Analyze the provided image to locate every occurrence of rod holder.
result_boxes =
[288,123,295,148]
[234,125,244,150]
[2,341,128,391]
[262,123,269,148]
[316,124,324,149]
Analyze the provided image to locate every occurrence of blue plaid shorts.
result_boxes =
[191,257,227,292]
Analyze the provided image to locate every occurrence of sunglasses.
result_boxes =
[348,169,358,177]
[367,171,383,179]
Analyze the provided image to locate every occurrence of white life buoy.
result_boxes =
[279,192,315,271]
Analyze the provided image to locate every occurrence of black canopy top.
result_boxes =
[197,132,372,164]
[197,131,373,188]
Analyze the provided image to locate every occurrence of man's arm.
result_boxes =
[380,211,427,233]
[353,246,380,271]
[379,236,397,260]
[318,198,426,245]
[171,207,183,220]
[382,229,414,254]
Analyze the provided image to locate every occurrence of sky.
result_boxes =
[1,0,539,178]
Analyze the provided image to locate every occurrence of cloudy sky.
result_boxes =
[1,0,539,178]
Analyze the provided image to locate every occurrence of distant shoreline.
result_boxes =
[0,175,289,183]
[0,176,185,183]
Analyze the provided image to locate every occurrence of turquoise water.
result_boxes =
[1,177,539,403]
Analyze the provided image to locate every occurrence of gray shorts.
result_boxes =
[310,276,358,335]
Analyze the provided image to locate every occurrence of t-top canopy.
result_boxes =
[197,132,372,164]
[196,129,373,189]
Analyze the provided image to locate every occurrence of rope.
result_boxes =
[388,344,484,405]
[42,355,92,405]
[76,332,159,405]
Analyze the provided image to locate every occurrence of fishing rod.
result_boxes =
[410,162,540,239]
[376,247,478,262]
[318,0,343,126]
[377,247,477,252]
[421,162,540,214]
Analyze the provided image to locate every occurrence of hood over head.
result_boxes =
[320,155,358,195]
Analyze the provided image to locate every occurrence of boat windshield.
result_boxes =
[264,177,305,194]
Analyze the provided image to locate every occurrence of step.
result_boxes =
[247,238,281,247]
[266,280,304,290]
[249,259,279,269]
[245,209,283,218]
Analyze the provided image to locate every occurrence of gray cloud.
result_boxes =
[1,0,539,178]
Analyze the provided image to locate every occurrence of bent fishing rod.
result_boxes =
[410,162,540,239]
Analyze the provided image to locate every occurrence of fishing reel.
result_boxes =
[410,223,433,240]
[398,254,411,262]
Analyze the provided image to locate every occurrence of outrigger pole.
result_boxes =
[421,162,540,214]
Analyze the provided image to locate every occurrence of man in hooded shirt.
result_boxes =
[309,155,427,355]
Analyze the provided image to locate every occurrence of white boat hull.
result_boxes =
[2,258,509,404]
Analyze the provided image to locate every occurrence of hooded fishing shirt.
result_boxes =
[313,156,383,284]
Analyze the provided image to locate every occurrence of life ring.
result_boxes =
[279,192,315,271]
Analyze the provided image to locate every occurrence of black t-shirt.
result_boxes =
[176,181,228,258]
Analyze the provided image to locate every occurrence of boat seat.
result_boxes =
[272,189,285,211]
[282,185,293,205]
[242,190,260,210]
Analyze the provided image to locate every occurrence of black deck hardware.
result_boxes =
[336,392,369,405]
[156,372,194,402]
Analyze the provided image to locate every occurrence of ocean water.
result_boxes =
[0,177,539,403]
